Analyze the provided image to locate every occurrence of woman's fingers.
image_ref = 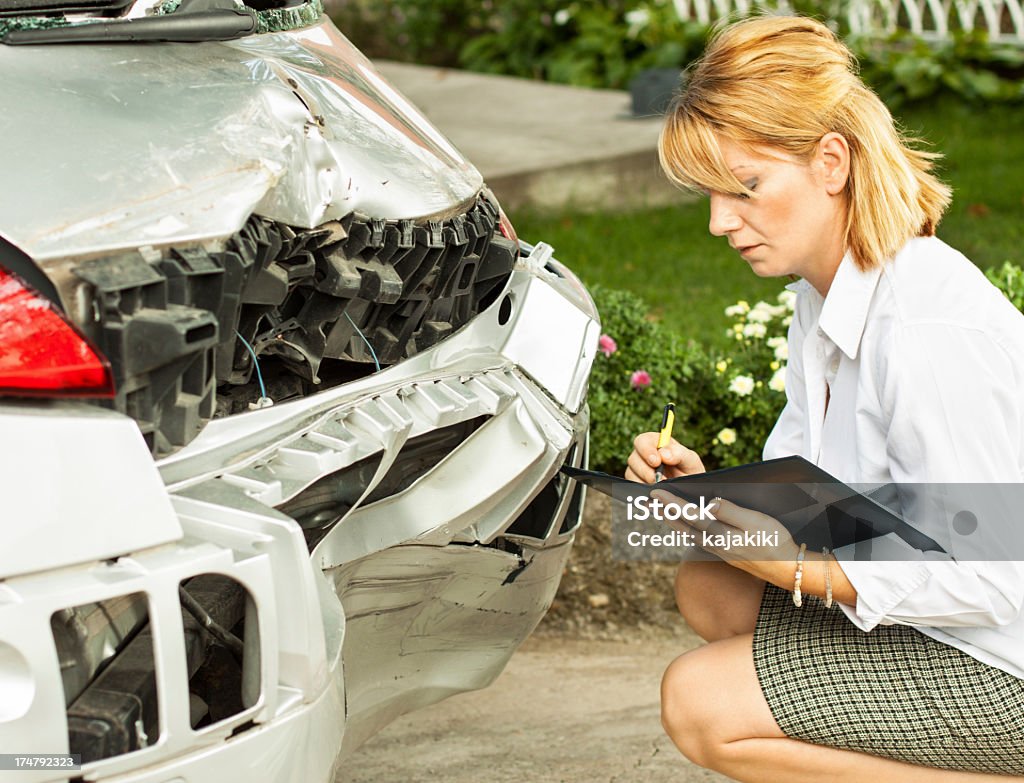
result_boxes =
[625,451,656,483]
[627,432,706,482]
[704,497,758,529]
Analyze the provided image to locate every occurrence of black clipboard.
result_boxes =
[562,456,945,554]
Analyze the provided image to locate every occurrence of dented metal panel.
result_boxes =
[313,400,548,566]
[333,541,571,753]
[0,17,481,261]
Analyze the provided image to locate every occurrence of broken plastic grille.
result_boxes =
[74,196,517,456]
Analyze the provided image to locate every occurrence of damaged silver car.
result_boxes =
[0,1,598,779]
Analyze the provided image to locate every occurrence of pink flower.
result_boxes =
[598,333,618,357]
[630,370,652,390]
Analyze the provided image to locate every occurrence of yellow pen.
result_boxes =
[654,402,675,482]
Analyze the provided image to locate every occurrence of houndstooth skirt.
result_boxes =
[752,584,1024,775]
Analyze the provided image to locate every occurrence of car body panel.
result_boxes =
[0,18,480,264]
[0,404,182,580]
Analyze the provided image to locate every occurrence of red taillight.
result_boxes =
[0,267,115,398]
[497,209,519,249]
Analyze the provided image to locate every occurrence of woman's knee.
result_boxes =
[661,651,717,767]
[674,560,764,642]
[674,560,708,618]
[661,635,782,770]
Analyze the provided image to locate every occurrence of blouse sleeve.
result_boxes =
[837,321,1024,631]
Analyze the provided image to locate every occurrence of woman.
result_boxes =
[625,14,1024,782]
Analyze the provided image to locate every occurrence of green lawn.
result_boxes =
[514,98,1024,348]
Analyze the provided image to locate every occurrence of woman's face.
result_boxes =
[707,135,849,294]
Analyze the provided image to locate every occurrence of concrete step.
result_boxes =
[376,61,690,213]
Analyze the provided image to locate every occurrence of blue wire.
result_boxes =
[345,312,381,372]
[235,330,268,399]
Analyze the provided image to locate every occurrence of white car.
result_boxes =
[0,1,598,780]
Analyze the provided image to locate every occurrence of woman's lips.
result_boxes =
[737,244,762,258]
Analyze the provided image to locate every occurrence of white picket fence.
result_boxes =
[671,0,1024,43]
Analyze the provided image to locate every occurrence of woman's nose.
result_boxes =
[708,193,743,237]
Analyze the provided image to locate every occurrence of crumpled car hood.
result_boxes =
[0,18,482,262]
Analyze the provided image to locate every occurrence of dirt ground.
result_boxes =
[537,491,687,641]
[339,492,732,782]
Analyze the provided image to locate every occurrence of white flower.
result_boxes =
[729,375,755,396]
[725,300,751,317]
[777,290,797,310]
[782,315,793,327]
[746,304,774,323]
[554,8,571,25]
[773,341,789,361]
[717,427,737,446]
[715,360,728,374]
[742,322,767,339]
[624,7,651,28]
[750,300,786,320]
[769,367,787,392]
[766,336,786,349]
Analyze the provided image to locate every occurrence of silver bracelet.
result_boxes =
[823,547,833,609]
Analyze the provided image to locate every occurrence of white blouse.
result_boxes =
[763,235,1024,679]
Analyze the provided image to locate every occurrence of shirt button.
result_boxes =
[829,357,840,373]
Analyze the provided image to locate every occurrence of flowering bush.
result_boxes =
[588,285,793,474]
[693,293,795,467]
[586,285,705,472]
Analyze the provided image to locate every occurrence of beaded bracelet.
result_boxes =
[792,542,807,607]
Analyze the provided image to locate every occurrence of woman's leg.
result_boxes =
[660,634,1024,782]
[674,559,765,642]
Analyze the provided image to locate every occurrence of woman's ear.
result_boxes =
[818,132,850,195]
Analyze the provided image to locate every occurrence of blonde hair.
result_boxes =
[659,15,951,271]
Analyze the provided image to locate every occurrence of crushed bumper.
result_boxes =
[0,245,598,781]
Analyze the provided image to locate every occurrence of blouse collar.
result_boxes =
[791,251,884,361]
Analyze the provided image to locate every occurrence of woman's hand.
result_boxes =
[625,433,705,483]
[650,492,800,583]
